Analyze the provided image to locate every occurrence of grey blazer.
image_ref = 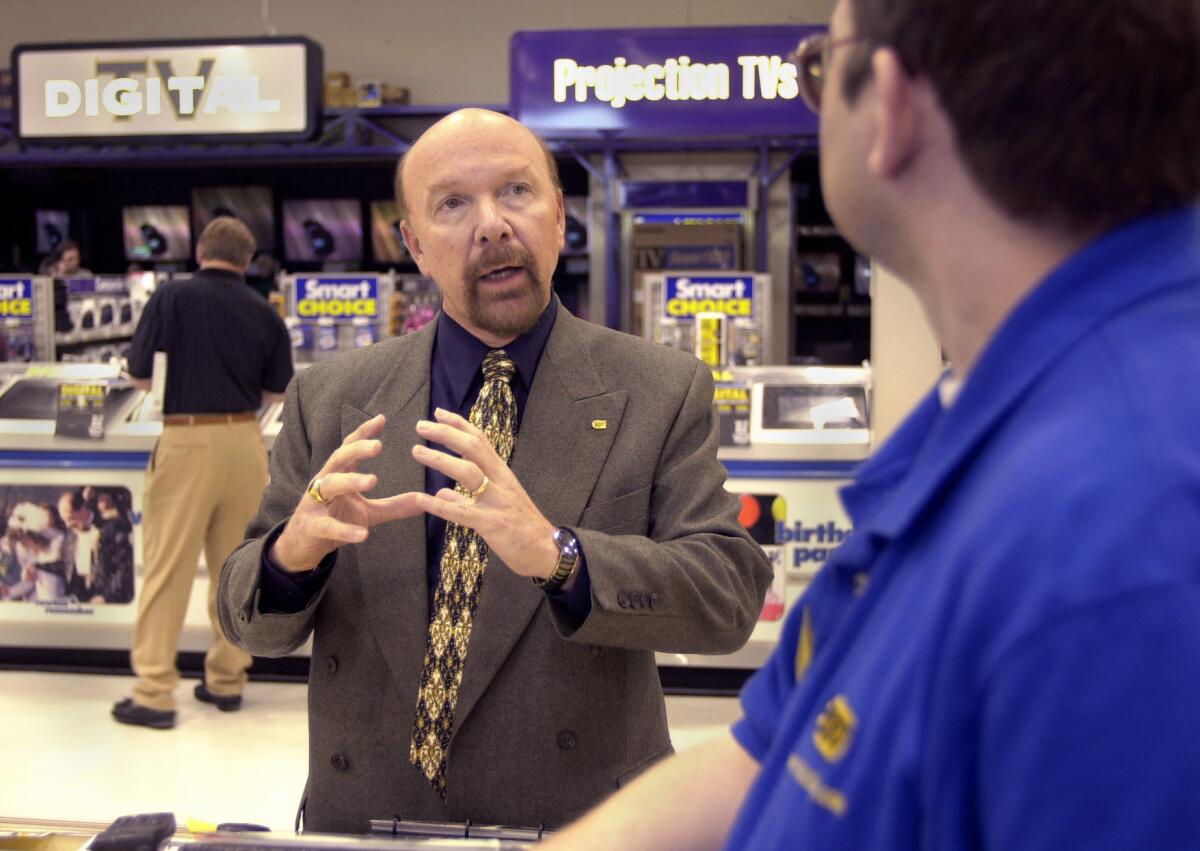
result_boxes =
[219,304,771,833]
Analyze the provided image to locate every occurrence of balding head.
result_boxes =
[392,108,565,346]
[394,109,560,224]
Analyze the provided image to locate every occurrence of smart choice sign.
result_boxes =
[663,275,756,319]
[13,37,322,143]
[295,277,381,320]
[0,279,35,319]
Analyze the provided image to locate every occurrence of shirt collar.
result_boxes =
[845,204,1200,542]
[198,268,244,282]
[433,295,558,408]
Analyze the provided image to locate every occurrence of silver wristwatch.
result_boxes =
[533,526,580,592]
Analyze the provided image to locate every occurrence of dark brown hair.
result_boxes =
[844,0,1200,234]
[197,216,256,267]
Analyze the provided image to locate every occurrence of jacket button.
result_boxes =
[630,593,644,610]
[330,754,349,771]
[617,591,630,609]
[324,656,339,675]
[649,593,659,610]
[557,730,577,751]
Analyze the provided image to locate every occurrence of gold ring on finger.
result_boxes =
[307,475,329,504]
[467,475,490,502]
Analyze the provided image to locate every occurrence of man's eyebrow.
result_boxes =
[424,167,540,202]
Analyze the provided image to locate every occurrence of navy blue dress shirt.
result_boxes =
[259,296,592,622]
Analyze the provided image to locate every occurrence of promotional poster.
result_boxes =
[0,485,135,605]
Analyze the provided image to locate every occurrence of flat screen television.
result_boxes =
[369,200,408,264]
[191,186,276,252]
[282,199,362,264]
[35,209,70,255]
[122,206,191,262]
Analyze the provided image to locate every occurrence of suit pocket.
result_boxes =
[578,485,651,534]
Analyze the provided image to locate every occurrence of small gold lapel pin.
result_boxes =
[591,419,608,430]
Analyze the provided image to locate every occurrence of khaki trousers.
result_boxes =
[131,419,267,710]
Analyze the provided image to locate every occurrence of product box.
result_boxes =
[356,80,382,108]
[713,377,752,447]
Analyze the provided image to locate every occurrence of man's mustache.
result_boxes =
[466,245,538,282]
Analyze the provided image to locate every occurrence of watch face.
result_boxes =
[553,526,580,558]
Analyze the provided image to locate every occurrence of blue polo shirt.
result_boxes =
[726,205,1200,850]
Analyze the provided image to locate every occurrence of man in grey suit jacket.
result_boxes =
[218,108,771,834]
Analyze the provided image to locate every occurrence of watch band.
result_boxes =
[533,526,580,592]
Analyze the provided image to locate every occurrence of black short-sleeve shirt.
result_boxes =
[127,268,294,415]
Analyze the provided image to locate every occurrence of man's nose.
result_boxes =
[474,197,513,243]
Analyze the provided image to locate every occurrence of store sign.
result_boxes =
[14,37,321,142]
[664,274,755,319]
[633,213,746,225]
[511,26,821,137]
[296,276,380,320]
[0,279,35,320]
[777,519,853,571]
[67,277,130,296]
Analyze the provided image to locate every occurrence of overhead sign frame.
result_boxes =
[510,26,823,139]
[12,36,323,145]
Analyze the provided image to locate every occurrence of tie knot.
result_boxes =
[482,349,515,384]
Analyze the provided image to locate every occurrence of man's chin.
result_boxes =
[469,280,546,338]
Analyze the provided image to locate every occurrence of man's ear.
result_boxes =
[399,220,428,275]
[867,48,920,179]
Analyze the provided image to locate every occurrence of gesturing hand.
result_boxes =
[269,414,424,572]
[407,407,559,581]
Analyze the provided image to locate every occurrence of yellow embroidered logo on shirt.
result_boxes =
[795,606,814,683]
[813,694,857,763]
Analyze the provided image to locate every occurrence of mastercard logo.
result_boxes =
[738,493,787,544]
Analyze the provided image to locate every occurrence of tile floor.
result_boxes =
[0,671,739,831]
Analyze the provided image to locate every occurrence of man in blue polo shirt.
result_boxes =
[543,0,1200,848]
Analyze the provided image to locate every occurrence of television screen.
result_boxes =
[282,199,362,263]
[191,186,275,252]
[369,200,409,264]
[122,206,191,262]
[35,209,70,254]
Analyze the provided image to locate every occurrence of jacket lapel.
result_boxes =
[453,308,627,732]
[348,324,435,695]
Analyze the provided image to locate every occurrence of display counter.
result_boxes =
[667,363,866,675]
[0,361,867,688]
[0,362,299,664]
[0,817,541,850]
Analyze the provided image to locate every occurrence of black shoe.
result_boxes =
[194,681,242,712]
[112,697,176,730]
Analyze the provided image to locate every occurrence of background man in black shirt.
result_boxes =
[113,217,294,730]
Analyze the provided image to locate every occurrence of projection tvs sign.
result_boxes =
[510,26,822,138]
[13,37,322,143]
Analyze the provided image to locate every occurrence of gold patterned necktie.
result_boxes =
[410,349,518,796]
